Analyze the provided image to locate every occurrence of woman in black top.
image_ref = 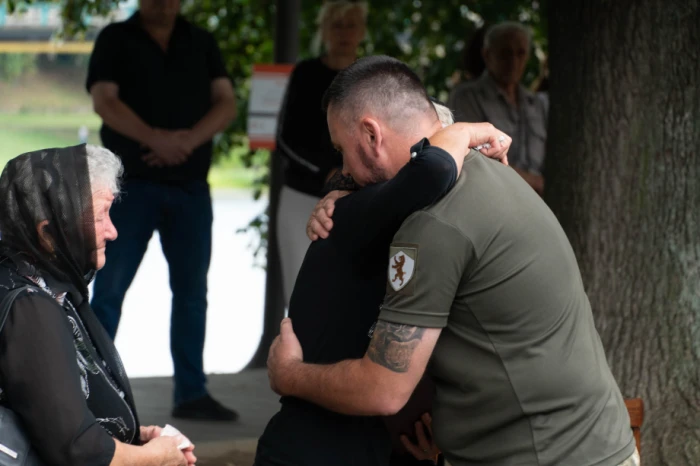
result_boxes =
[276,0,367,306]
[0,145,195,466]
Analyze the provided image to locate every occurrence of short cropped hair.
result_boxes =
[322,55,436,128]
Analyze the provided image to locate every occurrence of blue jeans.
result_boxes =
[91,179,213,405]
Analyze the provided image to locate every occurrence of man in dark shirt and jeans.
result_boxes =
[86,0,238,420]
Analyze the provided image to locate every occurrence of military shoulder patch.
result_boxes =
[388,245,418,292]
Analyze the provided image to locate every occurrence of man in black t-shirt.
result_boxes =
[86,0,237,420]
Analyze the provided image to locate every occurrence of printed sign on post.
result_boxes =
[247,64,294,150]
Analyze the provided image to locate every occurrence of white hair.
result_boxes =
[85,145,123,196]
[433,102,454,127]
[311,1,368,56]
[484,21,532,50]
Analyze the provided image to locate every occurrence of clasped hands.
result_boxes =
[141,128,197,168]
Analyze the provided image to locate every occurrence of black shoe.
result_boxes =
[172,395,239,422]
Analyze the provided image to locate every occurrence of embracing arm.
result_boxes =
[329,140,461,250]
[272,319,441,416]
[307,122,511,241]
[272,212,475,416]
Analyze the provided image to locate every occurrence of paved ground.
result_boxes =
[132,369,279,465]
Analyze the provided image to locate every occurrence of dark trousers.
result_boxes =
[254,402,392,466]
[91,179,213,405]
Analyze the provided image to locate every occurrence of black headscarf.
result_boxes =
[0,144,96,298]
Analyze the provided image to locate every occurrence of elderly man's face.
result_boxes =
[327,107,389,187]
[484,30,530,87]
[140,0,180,27]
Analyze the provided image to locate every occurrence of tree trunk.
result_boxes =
[547,1,700,464]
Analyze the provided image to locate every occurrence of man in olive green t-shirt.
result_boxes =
[267,56,637,466]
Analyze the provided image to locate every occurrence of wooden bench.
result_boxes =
[624,398,644,463]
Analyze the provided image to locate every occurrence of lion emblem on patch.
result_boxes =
[388,248,416,291]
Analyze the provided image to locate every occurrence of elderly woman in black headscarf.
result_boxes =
[0,145,196,466]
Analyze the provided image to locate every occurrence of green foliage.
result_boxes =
[1,0,546,265]
[4,0,117,37]
[364,0,545,100]
[0,54,37,82]
[300,0,547,99]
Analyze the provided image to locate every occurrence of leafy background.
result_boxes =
[2,0,547,264]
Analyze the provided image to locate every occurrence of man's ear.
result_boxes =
[360,117,383,152]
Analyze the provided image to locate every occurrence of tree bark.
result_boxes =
[547,1,700,464]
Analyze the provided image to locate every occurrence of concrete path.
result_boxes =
[132,369,279,466]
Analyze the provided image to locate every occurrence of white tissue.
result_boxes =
[160,424,193,450]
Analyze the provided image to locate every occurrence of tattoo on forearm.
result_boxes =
[368,321,426,373]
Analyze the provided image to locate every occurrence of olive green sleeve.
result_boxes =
[379,211,475,328]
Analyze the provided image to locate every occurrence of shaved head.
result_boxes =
[322,56,438,134]
[323,56,443,186]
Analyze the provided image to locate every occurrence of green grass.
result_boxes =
[0,113,259,190]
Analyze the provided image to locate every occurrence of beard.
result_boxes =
[356,142,387,185]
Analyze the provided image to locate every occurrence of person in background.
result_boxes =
[0,145,196,466]
[86,0,238,421]
[276,0,367,306]
[448,21,547,195]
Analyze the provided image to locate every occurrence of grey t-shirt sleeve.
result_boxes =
[379,211,476,328]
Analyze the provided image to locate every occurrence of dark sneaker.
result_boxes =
[172,395,239,422]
